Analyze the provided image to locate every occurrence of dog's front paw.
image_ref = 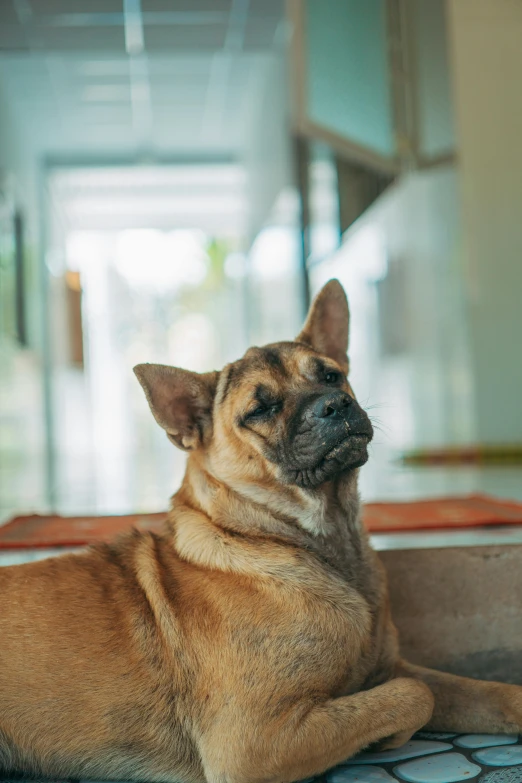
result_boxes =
[368,729,417,753]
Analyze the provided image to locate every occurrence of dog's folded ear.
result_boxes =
[133,364,219,451]
[296,279,350,373]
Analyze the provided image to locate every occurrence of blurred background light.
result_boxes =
[115,229,209,292]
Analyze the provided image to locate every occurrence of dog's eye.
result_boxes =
[324,371,340,384]
[249,403,280,419]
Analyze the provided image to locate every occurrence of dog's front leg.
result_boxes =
[200,677,434,783]
[397,659,522,733]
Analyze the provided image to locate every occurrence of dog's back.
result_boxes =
[0,531,206,781]
[0,516,391,782]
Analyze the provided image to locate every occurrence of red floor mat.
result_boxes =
[0,511,166,549]
[1,494,522,549]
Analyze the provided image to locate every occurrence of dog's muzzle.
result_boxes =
[281,391,374,488]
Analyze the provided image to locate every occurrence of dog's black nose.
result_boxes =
[312,392,352,419]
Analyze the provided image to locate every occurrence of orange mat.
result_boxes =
[1,494,522,549]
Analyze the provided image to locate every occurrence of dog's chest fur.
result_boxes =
[305,505,398,692]
[0,501,395,783]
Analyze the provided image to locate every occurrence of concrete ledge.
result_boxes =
[380,544,522,684]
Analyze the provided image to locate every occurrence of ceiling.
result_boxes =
[48,164,248,235]
[0,0,286,160]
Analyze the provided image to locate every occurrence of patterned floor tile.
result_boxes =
[345,741,453,765]
[327,766,396,782]
[480,767,522,782]
[454,735,519,749]
[393,752,481,782]
[472,747,522,766]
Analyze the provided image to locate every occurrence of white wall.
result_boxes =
[0,82,47,517]
[243,50,305,346]
[447,0,522,444]
[244,51,293,243]
[311,0,522,452]
[311,164,475,453]
[413,0,455,159]
[0,79,41,349]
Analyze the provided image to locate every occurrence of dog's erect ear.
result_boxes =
[133,363,218,451]
[296,279,349,372]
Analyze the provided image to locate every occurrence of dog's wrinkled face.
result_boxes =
[215,342,372,488]
[134,280,373,490]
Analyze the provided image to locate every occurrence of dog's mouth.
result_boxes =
[284,431,372,489]
[323,432,371,462]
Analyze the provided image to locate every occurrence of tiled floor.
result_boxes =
[0,733,521,782]
[322,732,522,783]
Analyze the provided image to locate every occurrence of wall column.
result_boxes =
[448,0,522,443]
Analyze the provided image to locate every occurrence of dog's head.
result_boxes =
[134,280,373,492]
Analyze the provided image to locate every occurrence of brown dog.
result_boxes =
[1,280,521,783]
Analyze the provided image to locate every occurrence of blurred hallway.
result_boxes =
[2,0,522,524]
[0,0,306,519]
[46,164,250,514]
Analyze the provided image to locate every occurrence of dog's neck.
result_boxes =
[168,455,372,585]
